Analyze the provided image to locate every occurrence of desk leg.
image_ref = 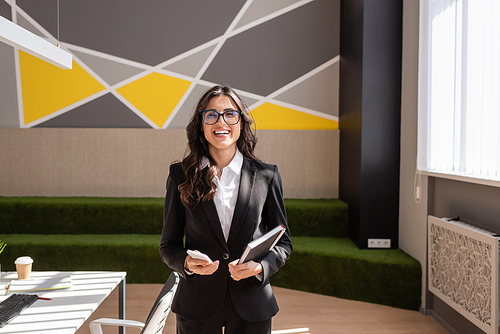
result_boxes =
[119,277,126,334]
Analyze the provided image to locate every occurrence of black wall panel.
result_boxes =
[339,0,402,249]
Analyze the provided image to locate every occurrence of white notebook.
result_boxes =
[8,276,72,293]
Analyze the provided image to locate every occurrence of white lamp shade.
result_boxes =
[0,15,72,69]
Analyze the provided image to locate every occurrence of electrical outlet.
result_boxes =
[368,238,391,248]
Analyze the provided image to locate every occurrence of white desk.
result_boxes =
[0,271,126,334]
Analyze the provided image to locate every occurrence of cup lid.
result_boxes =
[15,256,34,265]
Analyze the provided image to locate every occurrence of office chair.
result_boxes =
[89,271,179,334]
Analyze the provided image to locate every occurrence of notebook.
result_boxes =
[238,224,286,264]
[8,276,72,293]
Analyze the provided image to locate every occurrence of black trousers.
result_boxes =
[175,290,272,334]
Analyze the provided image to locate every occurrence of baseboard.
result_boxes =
[419,307,432,316]
[423,309,459,334]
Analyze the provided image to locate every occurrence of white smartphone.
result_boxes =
[187,250,213,264]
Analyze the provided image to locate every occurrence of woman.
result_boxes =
[160,85,292,334]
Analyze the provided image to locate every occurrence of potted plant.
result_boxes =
[0,240,6,280]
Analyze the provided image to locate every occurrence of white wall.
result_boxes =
[399,0,429,310]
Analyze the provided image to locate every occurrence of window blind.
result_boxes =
[418,0,500,183]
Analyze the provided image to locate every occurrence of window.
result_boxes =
[418,0,500,184]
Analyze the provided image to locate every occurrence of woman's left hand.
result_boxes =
[228,259,263,281]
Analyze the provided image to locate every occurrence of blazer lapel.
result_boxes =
[227,159,256,247]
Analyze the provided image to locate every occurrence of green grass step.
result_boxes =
[0,197,348,238]
[271,237,421,311]
[284,199,348,237]
[0,234,420,310]
[0,197,165,235]
[0,234,166,284]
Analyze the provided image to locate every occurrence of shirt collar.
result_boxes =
[200,149,243,175]
[227,149,243,176]
[200,156,210,170]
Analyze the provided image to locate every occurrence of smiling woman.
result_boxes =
[159,84,293,334]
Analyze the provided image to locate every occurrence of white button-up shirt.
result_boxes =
[201,149,243,241]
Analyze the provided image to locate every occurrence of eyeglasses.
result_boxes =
[200,109,242,125]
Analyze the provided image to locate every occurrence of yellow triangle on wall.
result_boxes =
[20,51,106,125]
[116,73,191,128]
[251,103,338,130]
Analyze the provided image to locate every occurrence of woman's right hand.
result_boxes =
[185,256,220,275]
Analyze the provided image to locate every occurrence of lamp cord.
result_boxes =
[57,0,60,46]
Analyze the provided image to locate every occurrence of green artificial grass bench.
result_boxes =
[0,197,165,234]
[0,197,421,310]
[0,197,348,237]
[0,234,166,283]
[0,234,421,311]
[271,237,422,311]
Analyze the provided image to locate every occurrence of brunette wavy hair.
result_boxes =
[178,85,258,207]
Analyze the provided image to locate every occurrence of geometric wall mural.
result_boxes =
[1,0,340,130]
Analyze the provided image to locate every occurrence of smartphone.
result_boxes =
[187,250,213,264]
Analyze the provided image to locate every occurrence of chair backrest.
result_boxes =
[140,271,179,334]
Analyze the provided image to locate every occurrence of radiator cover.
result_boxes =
[428,215,499,334]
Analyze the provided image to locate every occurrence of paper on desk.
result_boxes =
[8,276,72,293]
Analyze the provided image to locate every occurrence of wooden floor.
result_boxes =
[76,284,448,334]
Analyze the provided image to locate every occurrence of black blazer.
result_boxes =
[160,158,292,322]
